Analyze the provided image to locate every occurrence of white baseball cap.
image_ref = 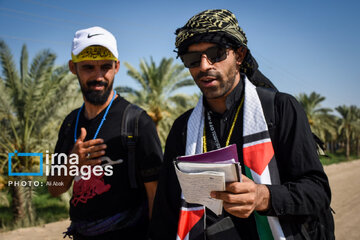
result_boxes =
[71,26,118,59]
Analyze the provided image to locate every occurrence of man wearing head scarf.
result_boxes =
[150,9,334,240]
[47,26,163,239]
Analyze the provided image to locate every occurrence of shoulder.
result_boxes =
[256,88,305,125]
[115,96,145,116]
[274,91,306,117]
[63,108,81,123]
[112,95,132,112]
[162,108,194,161]
[273,91,312,140]
[112,96,144,123]
[164,108,194,148]
[170,108,194,134]
[275,92,300,106]
[138,111,155,129]
[59,107,81,133]
[115,98,157,135]
[174,108,194,126]
[113,97,154,131]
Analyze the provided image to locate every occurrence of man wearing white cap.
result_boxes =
[48,26,163,239]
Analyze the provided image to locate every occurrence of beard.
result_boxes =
[195,68,238,100]
[80,79,114,105]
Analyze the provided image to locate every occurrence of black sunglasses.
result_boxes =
[180,46,229,68]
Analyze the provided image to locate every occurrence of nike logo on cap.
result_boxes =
[87,33,103,38]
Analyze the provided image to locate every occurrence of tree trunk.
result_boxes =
[327,141,332,154]
[346,136,351,159]
[330,141,335,153]
[10,185,25,224]
[148,108,162,127]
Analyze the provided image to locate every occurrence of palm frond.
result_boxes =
[124,61,148,90]
[168,78,194,94]
[124,56,196,145]
[0,40,22,116]
[20,44,28,86]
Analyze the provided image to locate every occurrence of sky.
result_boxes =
[0,0,359,110]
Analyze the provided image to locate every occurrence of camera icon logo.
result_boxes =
[8,150,43,176]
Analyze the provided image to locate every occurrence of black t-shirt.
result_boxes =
[54,95,163,222]
[149,84,333,239]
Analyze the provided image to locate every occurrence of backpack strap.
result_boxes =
[256,87,327,157]
[121,103,144,189]
[256,87,277,130]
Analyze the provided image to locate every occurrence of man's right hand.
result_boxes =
[48,127,107,197]
[71,127,107,167]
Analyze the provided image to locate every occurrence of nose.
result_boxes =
[198,54,212,71]
[94,68,105,81]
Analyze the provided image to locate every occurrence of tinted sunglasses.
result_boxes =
[180,46,229,68]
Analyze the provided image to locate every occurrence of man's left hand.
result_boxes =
[210,174,270,218]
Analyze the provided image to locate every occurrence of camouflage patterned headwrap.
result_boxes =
[175,9,247,52]
[175,9,278,90]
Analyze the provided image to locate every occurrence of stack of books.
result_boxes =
[174,144,242,215]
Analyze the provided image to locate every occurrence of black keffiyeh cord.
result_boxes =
[175,9,277,90]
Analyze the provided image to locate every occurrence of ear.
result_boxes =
[68,60,77,74]
[235,46,248,65]
[114,60,120,74]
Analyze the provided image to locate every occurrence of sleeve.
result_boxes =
[264,93,332,217]
[136,111,163,183]
[149,111,191,240]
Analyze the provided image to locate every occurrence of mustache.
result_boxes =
[87,80,108,88]
[196,71,220,80]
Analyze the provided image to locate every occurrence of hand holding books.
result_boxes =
[174,144,242,215]
[210,175,271,218]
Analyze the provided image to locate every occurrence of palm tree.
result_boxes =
[0,40,81,225]
[115,57,196,144]
[296,92,337,143]
[335,105,359,159]
[156,92,199,144]
[350,106,360,157]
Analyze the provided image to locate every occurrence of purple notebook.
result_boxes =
[177,144,239,163]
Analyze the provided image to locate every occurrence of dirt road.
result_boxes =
[325,159,360,239]
[1,160,359,239]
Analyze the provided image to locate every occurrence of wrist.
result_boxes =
[255,184,271,211]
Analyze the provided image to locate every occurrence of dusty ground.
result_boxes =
[325,159,360,239]
[0,159,359,240]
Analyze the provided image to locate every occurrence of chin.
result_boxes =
[202,89,224,99]
[84,89,112,105]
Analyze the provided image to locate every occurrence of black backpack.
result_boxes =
[247,65,326,155]
[120,103,144,188]
[256,87,327,156]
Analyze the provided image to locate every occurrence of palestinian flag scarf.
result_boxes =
[177,76,286,239]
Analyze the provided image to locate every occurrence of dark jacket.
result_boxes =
[149,87,334,239]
